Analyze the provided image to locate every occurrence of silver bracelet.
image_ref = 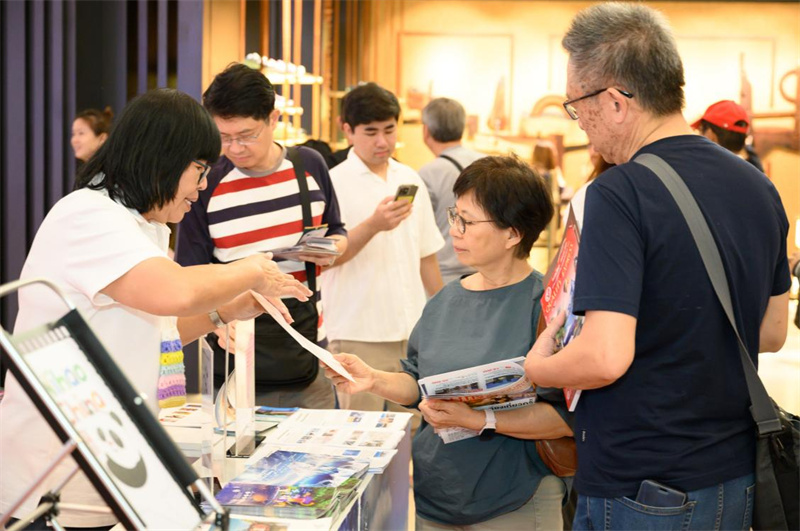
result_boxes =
[208,309,226,328]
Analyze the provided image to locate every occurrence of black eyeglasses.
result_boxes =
[446,206,496,234]
[562,87,634,120]
[192,159,211,184]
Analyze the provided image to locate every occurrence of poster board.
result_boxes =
[0,280,211,529]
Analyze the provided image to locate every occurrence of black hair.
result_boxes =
[75,88,221,214]
[203,63,276,120]
[699,120,747,153]
[75,106,114,136]
[453,155,554,260]
[341,82,400,128]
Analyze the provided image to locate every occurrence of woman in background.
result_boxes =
[71,106,113,162]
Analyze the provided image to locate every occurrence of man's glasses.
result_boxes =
[220,123,266,147]
[192,159,211,184]
[446,206,496,235]
[562,87,634,120]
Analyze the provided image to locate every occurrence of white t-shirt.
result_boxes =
[321,150,444,342]
[0,187,170,527]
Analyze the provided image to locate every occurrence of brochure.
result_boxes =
[252,443,397,474]
[539,207,584,412]
[418,356,537,444]
[269,226,340,261]
[210,449,367,519]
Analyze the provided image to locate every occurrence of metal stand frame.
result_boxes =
[0,278,229,530]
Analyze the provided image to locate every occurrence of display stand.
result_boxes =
[0,278,228,530]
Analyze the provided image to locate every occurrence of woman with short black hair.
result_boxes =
[326,155,572,530]
[0,88,311,529]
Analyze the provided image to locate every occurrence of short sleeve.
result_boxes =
[60,193,166,305]
[399,324,422,408]
[573,180,644,318]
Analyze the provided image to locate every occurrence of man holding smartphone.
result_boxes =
[321,82,444,413]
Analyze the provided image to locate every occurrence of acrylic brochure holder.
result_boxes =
[0,278,229,530]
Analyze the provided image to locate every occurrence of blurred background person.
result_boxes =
[419,97,484,284]
[71,106,113,162]
[691,99,764,172]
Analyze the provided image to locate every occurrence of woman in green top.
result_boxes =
[325,156,572,529]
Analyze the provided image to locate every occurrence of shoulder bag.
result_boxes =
[634,153,799,531]
[531,278,578,477]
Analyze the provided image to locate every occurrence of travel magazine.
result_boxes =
[539,207,584,411]
[208,449,368,519]
[418,356,537,443]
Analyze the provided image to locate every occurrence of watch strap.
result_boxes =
[209,309,226,329]
[478,409,497,435]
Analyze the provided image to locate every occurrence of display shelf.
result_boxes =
[264,70,323,85]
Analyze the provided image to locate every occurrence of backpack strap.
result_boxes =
[285,147,317,295]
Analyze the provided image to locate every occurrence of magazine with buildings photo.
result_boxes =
[539,207,584,412]
[417,356,537,444]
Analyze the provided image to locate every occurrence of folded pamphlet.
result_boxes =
[418,356,536,444]
[269,226,340,261]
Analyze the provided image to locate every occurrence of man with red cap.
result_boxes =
[692,100,764,172]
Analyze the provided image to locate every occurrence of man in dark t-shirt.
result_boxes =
[524,4,790,530]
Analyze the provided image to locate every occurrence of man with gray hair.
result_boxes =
[525,3,790,529]
[419,98,484,284]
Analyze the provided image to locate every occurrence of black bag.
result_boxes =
[754,402,800,530]
[635,154,800,531]
[213,147,322,390]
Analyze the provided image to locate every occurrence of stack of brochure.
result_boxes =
[210,449,369,520]
[259,409,410,472]
[418,356,536,444]
[269,227,340,261]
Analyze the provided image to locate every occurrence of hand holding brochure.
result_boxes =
[418,356,536,444]
[250,291,355,383]
[539,207,584,411]
[269,227,340,261]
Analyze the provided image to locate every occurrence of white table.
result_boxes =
[165,413,411,531]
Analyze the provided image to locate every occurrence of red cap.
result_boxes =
[691,100,749,134]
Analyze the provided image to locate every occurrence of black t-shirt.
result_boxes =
[572,135,790,498]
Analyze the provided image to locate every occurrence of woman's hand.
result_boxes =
[322,353,376,395]
[419,399,485,432]
[245,253,312,302]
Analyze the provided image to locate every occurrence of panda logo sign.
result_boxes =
[97,411,148,488]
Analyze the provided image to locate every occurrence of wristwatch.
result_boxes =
[478,409,497,435]
[208,309,226,329]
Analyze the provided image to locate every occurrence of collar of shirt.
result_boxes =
[345,146,400,179]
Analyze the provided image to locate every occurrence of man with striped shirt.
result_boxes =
[176,64,347,408]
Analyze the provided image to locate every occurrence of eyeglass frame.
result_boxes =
[220,122,267,147]
[191,159,211,184]
[562,87,634,120]
[446,206,496,234]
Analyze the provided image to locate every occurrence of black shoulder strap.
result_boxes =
[285,147,317,294]
[633,153,781,435]
[439,154,464,172]
[530,270,545,342]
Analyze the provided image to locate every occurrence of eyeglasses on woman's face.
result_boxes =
[191,159,211,184]
[446,206,496,235]
[562,87,634,120]
[220,122,266,147]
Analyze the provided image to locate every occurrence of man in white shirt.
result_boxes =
[418,98,485,284]
[321,82,444,412]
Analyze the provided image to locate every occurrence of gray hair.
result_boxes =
[421,98,466,142]
[562,2,685,116]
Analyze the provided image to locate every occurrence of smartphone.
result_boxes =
[394,184,419,203]
[635,480,687,507]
